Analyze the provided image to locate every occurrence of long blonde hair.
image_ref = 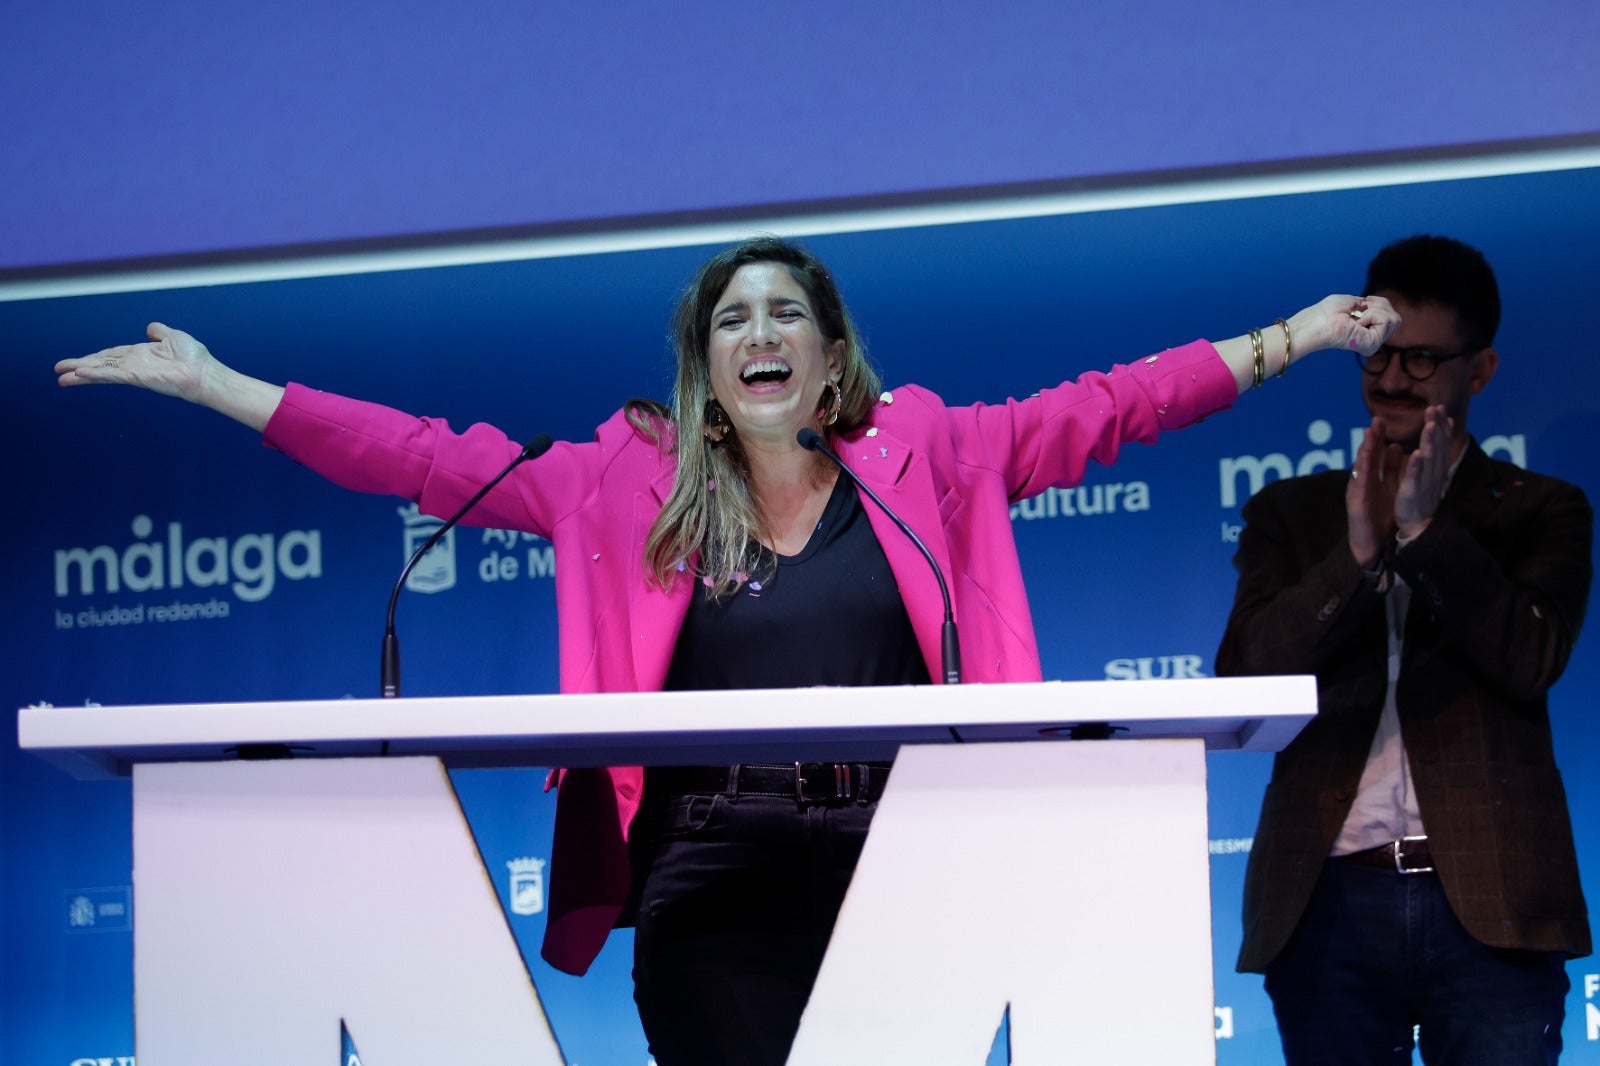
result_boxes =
[626,237,882,598]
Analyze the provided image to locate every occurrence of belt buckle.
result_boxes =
[1394,835,1433,875]
[793,762,854,801]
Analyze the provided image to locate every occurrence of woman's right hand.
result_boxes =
[55,322,285,432]
[56,322,216,402]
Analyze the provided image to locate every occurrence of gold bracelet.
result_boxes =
[1250,328,1265,389]
[1275,318,1292,377]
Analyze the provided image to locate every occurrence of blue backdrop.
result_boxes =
[6,2,1598,273]
[4,166,1597,1064]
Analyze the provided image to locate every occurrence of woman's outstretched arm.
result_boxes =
[1211,294,1399,396]
[55,321,284,432]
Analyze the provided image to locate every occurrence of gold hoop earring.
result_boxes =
[703,399,731,444]
[820,381,842,427]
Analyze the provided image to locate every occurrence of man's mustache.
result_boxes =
[1369,390,1425,405]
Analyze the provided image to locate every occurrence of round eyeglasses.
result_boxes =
[1354,344,1478,381]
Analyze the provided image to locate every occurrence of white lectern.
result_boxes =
[20,676,1313,1065]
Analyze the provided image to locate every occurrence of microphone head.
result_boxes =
[796,427,823,451]
[521,433,554,460]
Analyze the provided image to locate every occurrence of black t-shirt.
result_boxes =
[662,474,931,691]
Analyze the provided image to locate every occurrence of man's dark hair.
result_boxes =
[1364,234,1500,350]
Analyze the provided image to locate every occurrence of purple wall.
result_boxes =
[4,0,1598,273]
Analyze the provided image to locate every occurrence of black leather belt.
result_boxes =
[651,762,893,803]
[1336,836,1435,874]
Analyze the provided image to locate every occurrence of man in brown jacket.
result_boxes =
[1218,235,1591,1064]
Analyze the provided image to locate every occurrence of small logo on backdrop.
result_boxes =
[67,1056,135,1065]
[398,504,456,593]
[1103,654,1206,680]
[395,508,556,591]
[51,514,322,630]
[1583,973,1598,1041]
[65,886,132,933]
[341,1019,364,1065]
[507,856,547,916]
[68,895,94,927]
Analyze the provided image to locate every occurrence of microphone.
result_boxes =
[381,433,554,697]
[797,427,961,684]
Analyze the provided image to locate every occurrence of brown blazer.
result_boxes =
[1217,441,1593,973]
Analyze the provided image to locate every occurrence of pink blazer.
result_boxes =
[264,338,1235,974]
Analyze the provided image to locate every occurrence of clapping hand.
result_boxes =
[1347,405,1451,567]
[1394,405,1452,538]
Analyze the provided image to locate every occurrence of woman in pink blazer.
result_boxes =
[59,237,1396,1065]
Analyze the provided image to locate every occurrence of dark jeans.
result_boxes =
[630,789,876,1066]
[1265,858,1570,1065]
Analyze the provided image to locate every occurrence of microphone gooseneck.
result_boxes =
[381,433,554,698]
[797,427,962,684]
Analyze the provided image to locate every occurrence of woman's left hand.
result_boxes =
[1287,294,1400,357]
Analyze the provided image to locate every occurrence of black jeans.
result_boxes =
[1265,858,1569,1065]
[630,789,877,1066]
